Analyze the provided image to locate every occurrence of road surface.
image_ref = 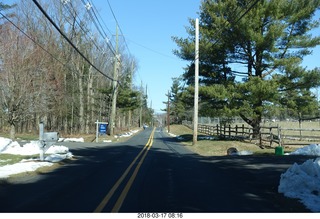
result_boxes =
[0,127,313,212]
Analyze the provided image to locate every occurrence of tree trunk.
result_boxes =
[78,64,85,134]
[239,113,261,138]
[85,66,94,134]
[10,123,16,140]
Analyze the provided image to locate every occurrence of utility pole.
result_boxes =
[128,61,134,130]
[108,25,119,136]
[150,100,153,127]
[193,18,199,145]
[167,90,170,133]
[139,80,143,128]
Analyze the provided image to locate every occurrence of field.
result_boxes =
[271,121,320,144]
[167,124,307,156]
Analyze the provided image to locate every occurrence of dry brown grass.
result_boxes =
[167,124,298,156]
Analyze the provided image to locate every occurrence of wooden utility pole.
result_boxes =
[108,25,119,136]
[128,61,134,130]
[193,18,199,145]
[167,90,170,133]
[139,81,143,128]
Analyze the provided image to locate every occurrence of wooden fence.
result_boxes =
[193,123,320,148]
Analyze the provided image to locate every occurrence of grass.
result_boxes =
[0,128,143,167]
[1,133,38,141]
[0,154,38,167]
[167,124,299,156]
[0,133,40,167]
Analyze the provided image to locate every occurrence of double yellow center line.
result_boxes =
[94,127,156,213]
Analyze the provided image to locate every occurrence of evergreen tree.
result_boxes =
[173,0,320,136]
[169,77,187,124]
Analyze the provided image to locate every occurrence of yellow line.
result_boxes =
[111,146,149,212]
[94,127,156,213]
[112,127,155,212]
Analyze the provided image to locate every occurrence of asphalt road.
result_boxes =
[0,127,315,213]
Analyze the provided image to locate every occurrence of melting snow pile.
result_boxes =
[287,143,320,156]
[279,144,320,212]
[58,137,84,142]
[0,137,73,179]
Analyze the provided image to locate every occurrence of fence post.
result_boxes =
[259,126,263,148]
[269,127,273,147]
[278,124,282,147]
[216,124,219,136]
[249,126,252,142]
[228,124,231,138]
[235,125,238,137]
[242,124,245,138]
[299,119,302,140]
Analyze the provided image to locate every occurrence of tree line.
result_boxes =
[168,0,320,137]
[0,1,153,139]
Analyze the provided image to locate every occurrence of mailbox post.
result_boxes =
[39,122,59,161]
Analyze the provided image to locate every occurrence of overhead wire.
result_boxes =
[31,0,117,82]
[62,0,140,84]
[103,0,146,83]
[61,1,105,55]
[104,0,187,63]
[126,38,178,61]
[0,11,83,79]
[233,0,261,25]
[80,0,110,47]
[60,0,120,79]
[88,0,113,38]
[12,0,260,86]
[199,0,262,77]
[84,0,186,84]
[79,0,122,62]
[87,0,113,41]
[207,0,261,47]
[105,0,132,57]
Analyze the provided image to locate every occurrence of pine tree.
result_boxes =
[173,0,320,136]
[169,77,188,124]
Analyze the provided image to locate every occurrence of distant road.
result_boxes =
[0,127,312,212]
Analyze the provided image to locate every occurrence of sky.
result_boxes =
[93,0,202,113]
[93,0,320,113]
[3,0,320,114]
[1,135,320,212]
[3,0,200,114]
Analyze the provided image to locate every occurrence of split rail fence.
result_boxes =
[186,123,320,148]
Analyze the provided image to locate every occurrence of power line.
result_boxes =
[90,0,113,35]
[234,0,261,25]
[87,0,113,40]
[0,11,82,78]
[105,0,132,57]
[80,0,114,51]
[31,0,117,82]
[213,0,260,46]
[61,1,105,55]
[126,38,178,61]
[61,0,121,67]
